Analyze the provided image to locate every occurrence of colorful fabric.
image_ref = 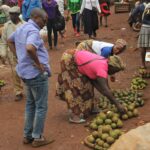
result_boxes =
[77,40,93,51]
[56,49,95,117]
[56,49,110,117]
[75,50,108,79]
[67,0,81,14]
[100,2,110,16]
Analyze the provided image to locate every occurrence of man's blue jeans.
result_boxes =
[23,73,48,139]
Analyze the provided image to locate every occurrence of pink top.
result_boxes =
[74,50,108,79]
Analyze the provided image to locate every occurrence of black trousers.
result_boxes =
[47,19,58,47]
[83,8,98,37]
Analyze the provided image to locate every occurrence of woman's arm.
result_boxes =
[96,0,101,13]
[80,0,86,14]
[92,77,126,114]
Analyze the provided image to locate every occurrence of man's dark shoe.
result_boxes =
[15,94,23,101]
[32,137,55,147]
[23,137,34,144]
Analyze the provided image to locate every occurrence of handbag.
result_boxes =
[53,15,65,31]
[92,7,97,12]
[53,6,65,31]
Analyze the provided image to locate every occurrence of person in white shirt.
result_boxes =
[76,39,127,58]
[80,0,101,38]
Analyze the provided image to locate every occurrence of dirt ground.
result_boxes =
[0,6,150,150]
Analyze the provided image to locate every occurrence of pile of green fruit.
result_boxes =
[85,121,123,149]
[98,89,144,112]
[0,80,5,89]
[89,112,123,130]
[131,77,147,90]
[112,89,144,108]
[84,88,144,150]
[120,104,139,120]
[139,68,150,78]
[86,112,123,149]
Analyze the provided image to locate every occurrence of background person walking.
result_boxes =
[42,0,60,50]
[132,0,150,68]
[67,0,81,37]
[99,0,111,27]
[1,6,24,101]
[80,0,101,38]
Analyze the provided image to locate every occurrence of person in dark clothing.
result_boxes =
[42,0,59,50]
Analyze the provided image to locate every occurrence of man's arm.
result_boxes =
[1,24,8,52]
[7,38,17,57]
[92,77,126,114]
[26,44,45,73]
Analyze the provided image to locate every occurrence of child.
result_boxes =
[99,0,111,27]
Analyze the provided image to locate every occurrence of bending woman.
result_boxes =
[76,39,127,58]
[56,49,126,123]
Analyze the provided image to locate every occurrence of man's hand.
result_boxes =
[35,63,45,73]
[26,44,45,72]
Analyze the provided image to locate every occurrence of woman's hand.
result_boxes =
[110,75,116,82]
[116,103,127,114]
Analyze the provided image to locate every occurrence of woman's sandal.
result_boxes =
[69,118,86,124]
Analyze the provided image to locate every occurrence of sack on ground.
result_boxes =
[109,123,150,150]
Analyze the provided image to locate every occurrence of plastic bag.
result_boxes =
[109,123,150,150]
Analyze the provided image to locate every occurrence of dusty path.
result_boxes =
[0,6,150,150]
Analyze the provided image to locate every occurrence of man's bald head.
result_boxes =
[30,8,47,29]
[30,8,47,19]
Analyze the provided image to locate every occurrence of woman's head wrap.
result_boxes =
[108,55,126,71]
